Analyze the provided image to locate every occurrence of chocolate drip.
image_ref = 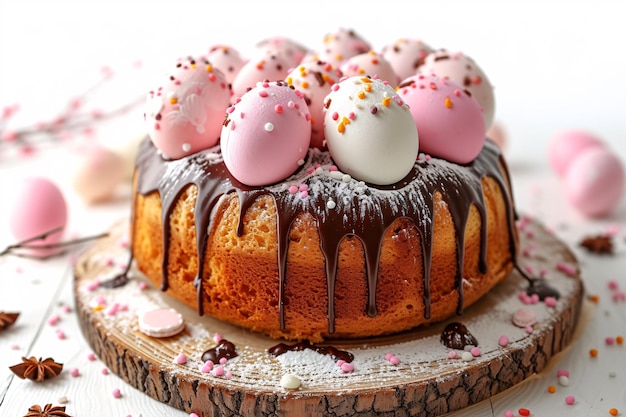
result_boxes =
[268,341,354,363]
[201,339,238,363]
[134,138,517,334]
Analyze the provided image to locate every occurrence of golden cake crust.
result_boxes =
[131,140,516,342]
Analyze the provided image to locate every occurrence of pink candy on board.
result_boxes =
[564,147,625,217]
[10,177,67,257]
[548,130,605,177]
[145,56,231,159]
[221,81,311,186]
[397,74,485,164]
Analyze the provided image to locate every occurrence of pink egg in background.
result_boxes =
[10,177,68,257]
[564,146,625,218]
[72,144,128,205]
[547,130,605,177]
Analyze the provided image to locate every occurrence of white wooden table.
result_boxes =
[1,143,625,417]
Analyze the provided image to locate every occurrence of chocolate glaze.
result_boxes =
[201,339,238,363]
[268,341,354,363]
[134,137,517,334]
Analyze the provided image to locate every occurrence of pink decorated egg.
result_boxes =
[382,38,433,82]
[323,76,419,185]
[286,60,341,149]
[221,81,311,186]
[72,145,128,204]
[10,177,67,257]
[256,36,309,69]
[564,147,624,217]
[339,51,399,86]
[548,130,605,177]
[231,52,290,99]
[315,28,371,67]
[206,45,247,85]
[419,50,495,129]
[145,56,231,159]
[397,74,485,164]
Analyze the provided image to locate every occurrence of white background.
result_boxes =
[2,1,626,416]
[2,0,626,161]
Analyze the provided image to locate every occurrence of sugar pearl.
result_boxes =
[461,351,474,362]
[280,373,301,389]
[558,375,570,386]
[112,388,122,398]
[565,395,576,405]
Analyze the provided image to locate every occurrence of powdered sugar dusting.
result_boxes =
[75,218,581,395]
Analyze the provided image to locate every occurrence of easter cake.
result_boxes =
[72,29,585,417]
[130,29,521,342]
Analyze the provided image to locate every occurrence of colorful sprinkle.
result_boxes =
[112,388,122,398]
[565,395,576,405]
[558,375,570,386]
[175,353,187,365]
[548,385,556,393]
[518,408,531,416]
[70,368,80,377]
[498,335,509,347]
[264,122,274,132]
[609,408,619,416]
[590,348,598,357]
[444,97,453,109]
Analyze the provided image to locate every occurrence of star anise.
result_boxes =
[580,234,614,254]
[0,312,19,329]
[9,357,63,382]
[24,403,71,417]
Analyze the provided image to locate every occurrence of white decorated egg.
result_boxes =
[323,76,419,185]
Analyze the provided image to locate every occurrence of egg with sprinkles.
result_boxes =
[397,74,485,164]
[323,76,419,185]
[221,81,311,186]
[145,56,231,159]
[286,60,342,149]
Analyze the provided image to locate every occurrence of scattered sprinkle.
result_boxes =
[57,396,68,404]
[70,368,80,377]
[565,395,576,405]
[609,408,619,416]
[518,408,531,416]
[548,385,556,393]
[498,335,509,347]
[175,353,187,365]
[102,368,109,375]
[558,375,570,386]
[589,348,598,358]
[461,351,473,362]
[264,122,274,132]
[112,388,122,398]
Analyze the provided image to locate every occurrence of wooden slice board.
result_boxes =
[74,218,583,417]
